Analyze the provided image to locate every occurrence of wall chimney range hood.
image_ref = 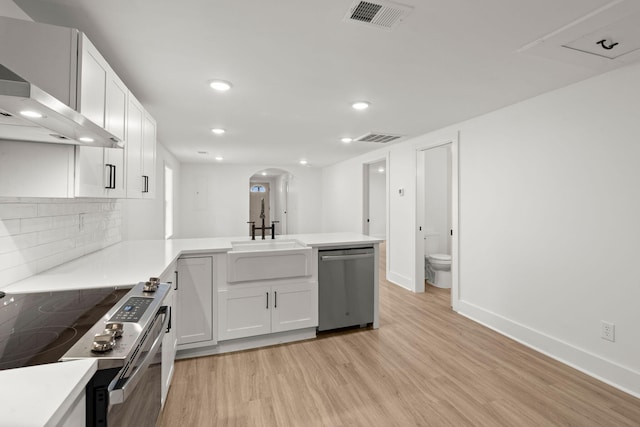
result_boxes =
[0,64,122,148]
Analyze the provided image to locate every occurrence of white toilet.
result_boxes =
[424,234,452,289]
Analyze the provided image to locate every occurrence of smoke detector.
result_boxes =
[344,0,413,30]
[355,132,403,143]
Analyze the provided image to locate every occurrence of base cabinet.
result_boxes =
[176,256,215,347]
[160,268,177,405]
[218,281,317,341]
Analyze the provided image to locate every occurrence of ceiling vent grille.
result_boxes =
[344,0,413,30]
[356,132,403,143]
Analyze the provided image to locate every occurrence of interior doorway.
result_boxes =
[249,168,291,235]
[362,158,387,238]
[416,133,459,310]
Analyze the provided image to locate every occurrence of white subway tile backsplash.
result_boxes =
[0,203,38,219]
[0,198,122,287]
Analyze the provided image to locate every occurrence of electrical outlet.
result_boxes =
[601,321,615,342]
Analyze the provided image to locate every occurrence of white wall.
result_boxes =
[321,62,640,396]
[0,0,31,19]
[424,145,450,254]
[122,142,181,240]
[179,164,322,238]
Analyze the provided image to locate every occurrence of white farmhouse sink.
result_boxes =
[230,239,307,252]
[227,239,312,282]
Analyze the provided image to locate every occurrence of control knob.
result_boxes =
[105,322,124,338]
[91,332,116,353]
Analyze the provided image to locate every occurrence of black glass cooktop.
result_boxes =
[0,287,129,370]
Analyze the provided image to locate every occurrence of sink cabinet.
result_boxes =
[218,280,318,341]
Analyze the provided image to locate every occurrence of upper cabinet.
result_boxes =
[126,94,156,199]
[0,16,157,200]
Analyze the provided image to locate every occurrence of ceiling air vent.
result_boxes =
[344,0,413,30]
[356,132,403,143]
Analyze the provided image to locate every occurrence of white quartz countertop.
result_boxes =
[2,233,382,294]
[0,359,97,427]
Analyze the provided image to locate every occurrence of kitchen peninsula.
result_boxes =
[0,232,381,426]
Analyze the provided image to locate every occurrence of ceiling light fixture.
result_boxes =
[261,172,267,176]
[341,137,353,143]
[209,80,232,92]
[378,167,385,173]
[299,160,308,165]
[20,110,43,118]
[351,101,370,110]
[215,156,224,161]
[211,128,226,135]
[78,137,94,143]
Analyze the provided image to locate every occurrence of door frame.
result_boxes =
[415,132,459,311]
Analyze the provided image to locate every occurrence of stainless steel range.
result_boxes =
[0,279,171,427]
[64,279,170,427]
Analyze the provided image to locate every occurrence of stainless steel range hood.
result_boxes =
[0,64,122,148]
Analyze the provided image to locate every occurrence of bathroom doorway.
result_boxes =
[415,133,459,310]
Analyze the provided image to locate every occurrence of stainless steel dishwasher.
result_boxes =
[318,246,375,331]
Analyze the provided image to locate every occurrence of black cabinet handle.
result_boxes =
[274,291,277,308]
[142,175,149,193]
[174,270,178,290]
[266,292,269,309]
[105,164,116,189]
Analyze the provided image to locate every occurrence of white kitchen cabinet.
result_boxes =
[0,17,128,140]
[74,146,125,198]
[126,95,156,199]
[176,256,214,346]
[0,141,75,198]
[218,281,318,341]
[160,267,178,406]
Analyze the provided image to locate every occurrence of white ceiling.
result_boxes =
[11,0,634,167]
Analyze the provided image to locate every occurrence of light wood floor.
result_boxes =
[158,244,640,426]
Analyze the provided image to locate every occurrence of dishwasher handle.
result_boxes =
[320,253,374,262]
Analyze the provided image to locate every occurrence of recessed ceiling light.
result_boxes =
[299,160,308,165]
[78,137,94,143]
[215,156,224,161]
[20,110,43,118]
[211,128,226,135]
[209,80,232,92]
[261,172,267,176]
[378,167,385,173]
[351,101,370,110]
[341,137,353,143]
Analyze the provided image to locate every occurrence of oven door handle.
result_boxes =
[108,306,169,405]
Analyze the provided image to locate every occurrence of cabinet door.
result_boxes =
[271,282,318,333]
[142,113,156,198]
[75,147,125,198]
[105,73,127,141]
[79,35,107,128]
[177,257,213,346]
[125,95,144,197]
[218,287,271,340]
[74,146,105,197]
[161,287,176,406]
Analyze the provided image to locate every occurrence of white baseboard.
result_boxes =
[457,300,640,399]
[386,270,413,291]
